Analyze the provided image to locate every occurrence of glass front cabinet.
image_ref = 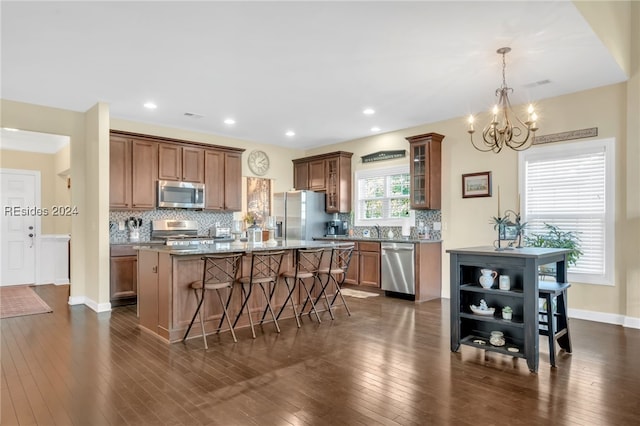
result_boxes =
[405,132,444,210]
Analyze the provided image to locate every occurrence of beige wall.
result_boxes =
[309,82,636,321]
[0,146,72,234]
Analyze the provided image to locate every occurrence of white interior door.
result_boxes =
[1,169,39,286]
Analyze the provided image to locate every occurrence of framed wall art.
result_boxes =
[462,171,492,198]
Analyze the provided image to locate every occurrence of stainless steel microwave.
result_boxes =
[157,180,205,209]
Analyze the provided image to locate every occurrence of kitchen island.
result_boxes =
[136,240,351,343]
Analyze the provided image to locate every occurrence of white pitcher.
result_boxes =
[479,269,497,288]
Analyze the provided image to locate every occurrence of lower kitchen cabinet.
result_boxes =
[358,242,380,288]
[339,241,380,288]
[110,245,138,307]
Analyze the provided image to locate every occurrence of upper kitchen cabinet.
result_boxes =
[293,161,309,190]
[406,132,444,210]
[204,150,242,211]
[158,143,205,183]
[110,132,158,210]
[292,151,353,213]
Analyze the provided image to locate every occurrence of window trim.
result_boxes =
[354,165,414,227]
[518,137,615,286]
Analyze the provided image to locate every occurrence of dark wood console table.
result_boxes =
[447,246,570,373]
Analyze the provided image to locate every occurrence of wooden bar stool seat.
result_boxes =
[233,250,285,339]
[538,281,572,367]
[182,253,243,349]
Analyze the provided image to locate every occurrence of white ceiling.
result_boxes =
[1,1,627,151]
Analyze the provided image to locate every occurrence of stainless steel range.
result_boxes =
[151,220,216,247]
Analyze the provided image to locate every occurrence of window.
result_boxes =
[518,138,615,285]
[355,165,412,226]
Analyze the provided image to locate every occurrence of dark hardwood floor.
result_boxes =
[1,284,639,425]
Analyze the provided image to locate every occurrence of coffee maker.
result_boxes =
[326,220,348,236]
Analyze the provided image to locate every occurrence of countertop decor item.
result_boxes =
[470,299,495,316]
[490,331,506,346]
[467,47,538,153]
[502,306,513,320]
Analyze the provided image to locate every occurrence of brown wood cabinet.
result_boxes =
[109,135,131,209]
[406,133,444,210]
[293,161,309,190]
[158,143,205,183]
[204,150,242,211]
[110,245,138,306]
[110,130,244,211]
[109,134,157,210]
[339,241,380,288]
[292,151,352,213]
[358,241,381,288]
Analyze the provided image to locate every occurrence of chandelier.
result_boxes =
[468,47,538,153]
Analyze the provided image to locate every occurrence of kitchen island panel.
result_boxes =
[137,242,336,342]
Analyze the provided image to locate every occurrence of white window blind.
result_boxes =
[519,138,615,285]
[355,165,412,226]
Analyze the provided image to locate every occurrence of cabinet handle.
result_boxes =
[152,266,157,273]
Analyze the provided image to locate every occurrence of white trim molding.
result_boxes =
[68,296,111,313]
[569,308,640,329]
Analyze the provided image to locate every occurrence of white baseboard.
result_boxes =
[54,278,70,285]
[67,296,111,313]
[569,308,640,329]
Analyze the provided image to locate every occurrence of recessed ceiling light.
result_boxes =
[363,108,375,115]
[3,127,19,131]
[285,130,295,137]
[224,118,236,125]
[144,102,157,109]
[371,127,381,132]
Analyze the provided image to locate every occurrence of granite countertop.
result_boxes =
[134,239,352,256]
[313,236,442,244]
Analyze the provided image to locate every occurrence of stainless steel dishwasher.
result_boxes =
[381,242,415,295]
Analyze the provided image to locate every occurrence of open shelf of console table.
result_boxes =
[447,246,570,373]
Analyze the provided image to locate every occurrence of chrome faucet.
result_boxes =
[374,224,381,238]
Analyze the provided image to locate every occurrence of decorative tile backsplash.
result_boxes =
[110,210,234,243]
[335,209,442,240]
[110,208,442,243]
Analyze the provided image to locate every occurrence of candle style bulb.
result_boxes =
[468,115,474,132]
[492,105,499,123]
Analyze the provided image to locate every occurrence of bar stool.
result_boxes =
[182,253,243,349]
[279,248,325,325]
[315,244,355,320]
[538,281,572,367]
[234,250,285,339]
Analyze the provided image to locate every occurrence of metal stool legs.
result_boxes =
[233,250,285,339]
[182,253,242,348]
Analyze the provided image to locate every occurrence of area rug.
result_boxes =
[339,288,380,299]
[0,285,52,319]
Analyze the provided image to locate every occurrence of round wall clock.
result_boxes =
[247,150,270,176]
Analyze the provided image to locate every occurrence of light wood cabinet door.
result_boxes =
[110,255,137,304]
[224,152,242,211]
[158,143,181,181]
[109,136,131,209]
[182,146,205,183]
[358,242,380,288]
[344,250,359,285]
[308,159,326,191]
[293,161,309,190]
[131,139,157,209]
[204,150,225,210]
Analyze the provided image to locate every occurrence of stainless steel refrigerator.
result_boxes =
[273,190,331,240]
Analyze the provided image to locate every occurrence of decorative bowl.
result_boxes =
[470,305,495,316]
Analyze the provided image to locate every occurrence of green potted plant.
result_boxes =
[524,223,583,277]
[502,306,513,320]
